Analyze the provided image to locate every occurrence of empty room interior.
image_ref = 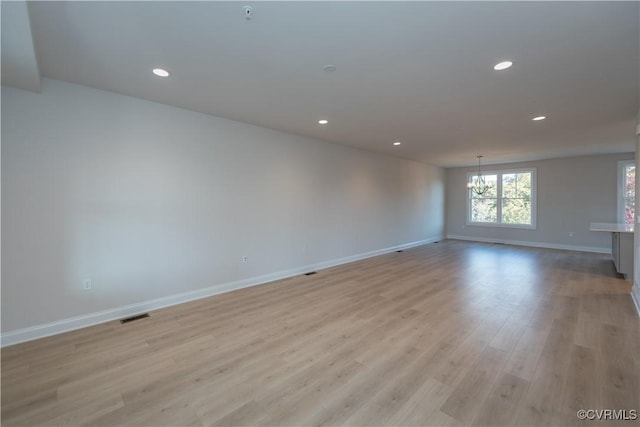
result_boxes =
[2,1,640,426]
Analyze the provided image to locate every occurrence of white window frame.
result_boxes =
[466,167,537,229]
[617,160,635,224]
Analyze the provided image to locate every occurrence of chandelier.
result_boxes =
[467,155,493,196]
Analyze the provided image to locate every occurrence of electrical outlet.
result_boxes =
[82,278,92,290]
[242,256,249,263]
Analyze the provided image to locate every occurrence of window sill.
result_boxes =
[466,222,537,230]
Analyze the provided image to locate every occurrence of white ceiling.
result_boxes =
[2,1,638,167]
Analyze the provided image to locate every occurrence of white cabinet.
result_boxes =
[589,223,634,280]
[612,231,633,278]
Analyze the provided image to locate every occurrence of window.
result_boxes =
[467,168,536,229]
[618,160,635,225]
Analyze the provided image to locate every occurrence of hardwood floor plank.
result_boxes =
[387,378,454,426]
[472,372,530,426]
[599,324,640,412]
[305,345,422,426]
[514,350,572,426]
[560,344,599,426]
[503,326,551,382]
[440,346,509,424]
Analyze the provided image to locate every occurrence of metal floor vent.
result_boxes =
[304,271,318,276]
[120,313,150,324]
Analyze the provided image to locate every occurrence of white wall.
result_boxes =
[1,79,445,338]
[446,154,634,252]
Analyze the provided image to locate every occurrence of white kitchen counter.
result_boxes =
[589,222,634,233]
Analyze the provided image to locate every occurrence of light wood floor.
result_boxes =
[2,240,639,426]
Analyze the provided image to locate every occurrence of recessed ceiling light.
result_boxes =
[152,68,170,77]
[323,65,337,73]
[493,61,513,71]
[393,141,401,146]
[318,119,328,125]
[532,116,546,121]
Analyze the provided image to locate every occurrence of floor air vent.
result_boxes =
[304,271,317,276]
[120,313,150,324]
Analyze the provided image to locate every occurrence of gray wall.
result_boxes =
[446,153,634,252]
[1,79,445,334]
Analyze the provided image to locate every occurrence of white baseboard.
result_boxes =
[1,236,442,347]
[446,234,611,254]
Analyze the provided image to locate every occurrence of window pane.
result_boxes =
[469,174,497,198]
[502,172,531,199]
[625,198,635,225]
[502,198,531,225]
[625,166,635,198]
[471,198,497,223]
[515,172,532,198]
[502,174,517,198]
